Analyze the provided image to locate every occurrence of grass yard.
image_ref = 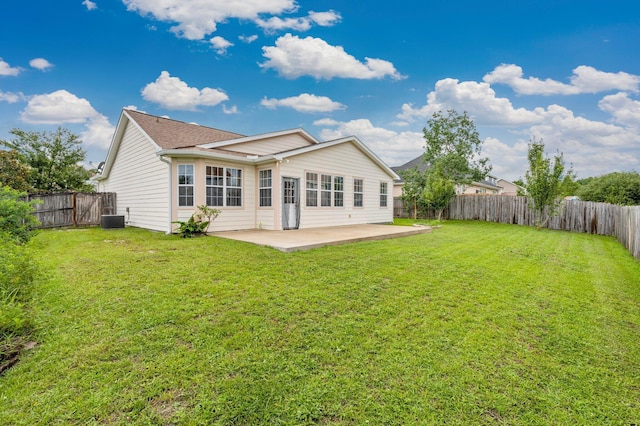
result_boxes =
[1,221,639,424]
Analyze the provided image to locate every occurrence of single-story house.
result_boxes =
[392,155,503,197]
[95,109,399,233]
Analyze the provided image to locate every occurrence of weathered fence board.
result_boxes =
[395,195,640,259]
[25,192,117,228]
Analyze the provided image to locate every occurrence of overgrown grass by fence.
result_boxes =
[395,195,640,259]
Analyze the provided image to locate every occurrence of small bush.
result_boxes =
[0,185,40,244]
[173,205,220,238]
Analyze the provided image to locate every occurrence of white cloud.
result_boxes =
[239,35,258,43]
[315,118,424,166]
[29,58,54,71]
[82,0,97,10]
[484,64,640,95]
[599,92,640,130]
[20,89,114,148]
[398,78,541,126]
[255,10,341,33]
[0,90,23,103]
[261,93,346,113]
[210,36,233,55]
[395,65,640,179]
[141,71,229,110]
[122,0,297,40]
[261,34,405,80]
[223,104,238,114]
[0,58,22,76]
[21,90,98,124]
[308,10,342,26]
[80,114,115,148]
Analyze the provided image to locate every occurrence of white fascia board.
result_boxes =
[196,128,319,149]
[157,149,277,165]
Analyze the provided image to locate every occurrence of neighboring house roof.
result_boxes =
[97,109,399,181]
[392,156,429,183]
[392,154,502,191]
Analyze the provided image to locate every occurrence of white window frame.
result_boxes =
[321,174,332,207]
[334,176,344,207]
[306,172,318,207]
[259,169,272,207]
[206,166,224,207]
[178,164,194,207]
[205,165,243,207]
[380,182,388,207]
[354,178,364,208]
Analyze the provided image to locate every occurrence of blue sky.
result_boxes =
[1,0,639,180]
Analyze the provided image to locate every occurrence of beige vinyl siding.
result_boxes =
[255,163,279,230]
[222,134,314,155]
[100,121,169,232]
[278,142,393,228]
[175,159,257,232]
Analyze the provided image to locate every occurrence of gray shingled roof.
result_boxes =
[392,155,429,174]
[126,109,245,149]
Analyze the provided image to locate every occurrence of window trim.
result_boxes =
[380,181,388,208]
[204,164,243,208]
[178,164,194,207]
[353,178,364,208]
[306,172,318,207]
[258,169,272,208]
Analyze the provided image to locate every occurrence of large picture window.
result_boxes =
[259,169,272,207]
[354,178,364,207]
[178,164,194,207]
[205,165,242,207]
[380,182,388,207]
[306,172,318,207]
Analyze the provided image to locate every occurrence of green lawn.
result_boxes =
[1,221,639,425]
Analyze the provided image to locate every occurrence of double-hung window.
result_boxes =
[380,182,388,207]
[206,166,224,206]
[205,166,242,207]
[333,176,344,207]
[259,169,272,207]
[353,178,364,207]
[178,164,194,207]
[306,172,318,207]
[321,175,332,207]
[226,168,242,207]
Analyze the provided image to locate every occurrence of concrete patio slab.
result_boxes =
[208,224,432,252]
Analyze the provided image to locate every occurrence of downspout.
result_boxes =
[159,155,173,234]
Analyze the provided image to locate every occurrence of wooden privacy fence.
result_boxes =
[24,192,117,228]
[447,195,640,259]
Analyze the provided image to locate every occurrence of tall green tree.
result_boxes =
[576,172,640,205]
[398,167,427,219]
[524,138,571,228]
[1,127,94,193]
[0,150,33,192]
[423,110,491,186]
